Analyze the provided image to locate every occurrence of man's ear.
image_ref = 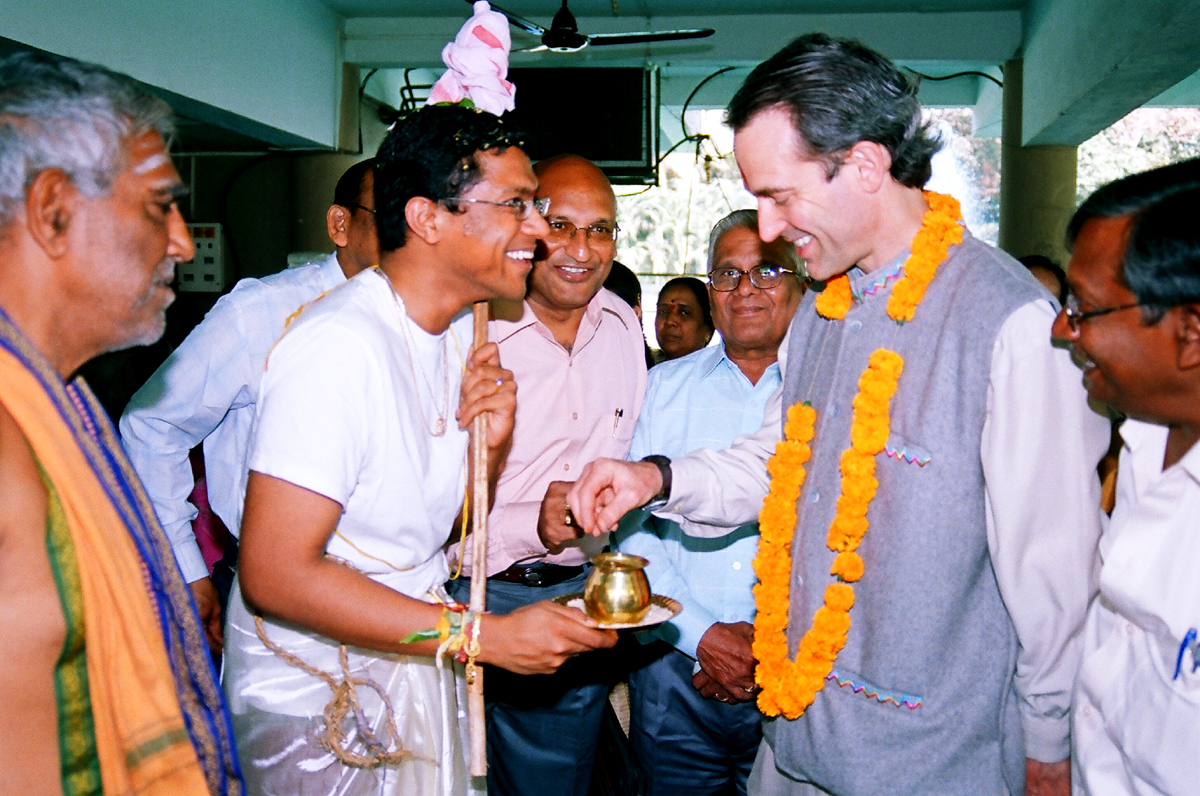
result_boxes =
[1176,304,1200,370]
[843,141,893,194]
[25,169,77,258]
[326,205,350,248]
[404,196,443,245]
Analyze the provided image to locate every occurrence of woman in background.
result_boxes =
[653,276,713,363]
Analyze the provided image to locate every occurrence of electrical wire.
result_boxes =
[357,68,380,155]
[680,65,738,139]
[905,68,1003,89]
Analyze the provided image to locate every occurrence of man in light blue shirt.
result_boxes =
[119,159,378,652]
[617,209,804,795]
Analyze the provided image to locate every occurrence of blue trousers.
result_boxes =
[629,642,763,796]
[447,572,622,796]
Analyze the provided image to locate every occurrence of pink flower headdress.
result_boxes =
[426,1,516,117]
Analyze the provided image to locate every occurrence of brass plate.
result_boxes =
[552,593,682,630]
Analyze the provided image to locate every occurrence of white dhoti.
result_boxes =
[224,579,484,796]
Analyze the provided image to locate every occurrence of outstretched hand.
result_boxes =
[479,600,617,675]
[566,458,662,535]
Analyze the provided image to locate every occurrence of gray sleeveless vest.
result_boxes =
[768,231,1045,796]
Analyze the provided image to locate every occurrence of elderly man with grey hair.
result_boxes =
[615,209,804,795]
[0,52,242,795]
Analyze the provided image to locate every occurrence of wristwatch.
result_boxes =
[640,455,672,511]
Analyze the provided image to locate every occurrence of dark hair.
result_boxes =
[1067,158,1200,247]
[1121,186,1200,320]
[725,33,940,189]
[603,261,641,310]
[374,105,527,251]
[1068,158,1200,322]
[658,276,714,332]
[1018,254,1068,304]
[333,157,375,209]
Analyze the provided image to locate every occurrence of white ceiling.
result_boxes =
[319,0,1024,17]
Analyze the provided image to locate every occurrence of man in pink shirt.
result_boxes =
[448,154,647,796]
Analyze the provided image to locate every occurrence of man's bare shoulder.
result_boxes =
[0,400,68,795]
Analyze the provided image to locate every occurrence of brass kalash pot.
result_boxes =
[583,552,651,624]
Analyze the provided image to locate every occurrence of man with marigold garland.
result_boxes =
[568,33,1108,796]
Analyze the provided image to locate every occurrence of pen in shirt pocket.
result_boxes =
[612,408,624,437]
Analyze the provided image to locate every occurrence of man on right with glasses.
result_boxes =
[616,209,803,795]
[1054,160,1200,796]
[446,153,647,796]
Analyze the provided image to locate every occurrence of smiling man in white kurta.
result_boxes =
[222,104,617,796]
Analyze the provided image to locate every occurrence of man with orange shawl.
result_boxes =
[0,52,242,795]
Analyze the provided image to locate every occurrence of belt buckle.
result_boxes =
[522,569,544,587]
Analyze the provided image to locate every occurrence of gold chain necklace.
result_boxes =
[378,269,450,436]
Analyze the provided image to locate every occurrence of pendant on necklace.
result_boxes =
[433,417,446,436]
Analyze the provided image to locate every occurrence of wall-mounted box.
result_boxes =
[178,223,228,293]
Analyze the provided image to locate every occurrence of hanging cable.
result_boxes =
[904,68,1003,89]
[680,66,738,139]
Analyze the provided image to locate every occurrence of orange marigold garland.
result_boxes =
[751,190,960,719]
[814,191,963,323]
[753,352,903,719]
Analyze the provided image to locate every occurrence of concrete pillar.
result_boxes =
[998,59,1078,267]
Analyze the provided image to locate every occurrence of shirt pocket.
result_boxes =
[600,405,636,460]
[1110,628,1200,793]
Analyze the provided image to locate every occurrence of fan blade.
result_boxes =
[588,28,715,46]
[473,1,546,37]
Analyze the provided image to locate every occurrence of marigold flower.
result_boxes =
[831,551,865,582]
[815,275,854,320]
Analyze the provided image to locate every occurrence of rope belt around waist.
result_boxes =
[488,562,586,588]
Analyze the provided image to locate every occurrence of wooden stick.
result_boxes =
[467,300,490,777]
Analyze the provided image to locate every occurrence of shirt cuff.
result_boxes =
[1021,709,1071,763]
[669,602,720,660]
[172,537,211,583]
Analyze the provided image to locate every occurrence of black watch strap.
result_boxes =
[641,455,672,511]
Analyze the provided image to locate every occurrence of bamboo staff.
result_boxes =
[467,300,490,776]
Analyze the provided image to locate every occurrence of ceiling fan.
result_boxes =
[470,0,716,53]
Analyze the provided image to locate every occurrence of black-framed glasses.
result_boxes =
[708,264,797,292]
[1062,292,1144,332]
[352,203,376,215]
[545,219,620,245]
[442,196,551,220]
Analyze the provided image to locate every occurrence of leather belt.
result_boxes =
[489,562,586,588]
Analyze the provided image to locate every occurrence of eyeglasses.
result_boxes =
[1062,292,1144,332]
[352,204,375,215]
[708,264,798,292]
[442,196,551,220]
[545,219,620,245]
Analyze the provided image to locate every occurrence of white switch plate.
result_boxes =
[178,223,227,293]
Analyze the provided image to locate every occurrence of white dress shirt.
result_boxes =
[120,254,346,581]
[661,300,1109,763]
[1073,419,1200,795]
[616,342,779,659]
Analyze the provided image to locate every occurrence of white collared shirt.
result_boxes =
[1073,419,1200,795]
[120,254,346,581]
